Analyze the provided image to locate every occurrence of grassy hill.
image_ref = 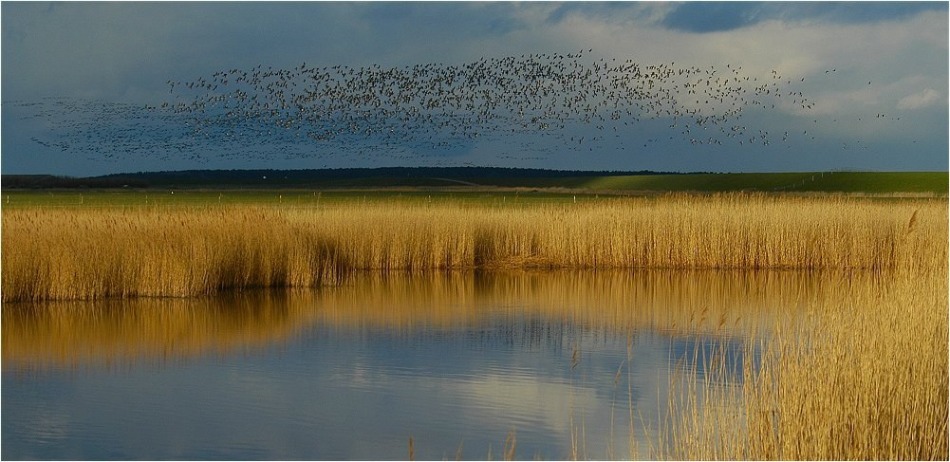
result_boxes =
[2,168,946,194]
[512,172,948,194]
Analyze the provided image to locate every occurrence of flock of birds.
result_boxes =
[12,50,881,166]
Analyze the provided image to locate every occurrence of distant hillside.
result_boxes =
[2,174,149,189]
[4,167,680,189]
[2,168,946,194]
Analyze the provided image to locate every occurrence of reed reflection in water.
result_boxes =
[3,270,843,460]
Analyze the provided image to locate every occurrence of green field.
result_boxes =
[0,189,597,208]
[489,171,948,194]
[2,171,946,207]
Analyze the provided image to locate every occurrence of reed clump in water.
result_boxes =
[663,265,949,460]
[3,194,946,301]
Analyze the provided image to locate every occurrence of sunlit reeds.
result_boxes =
[3,194,945,302]
[663,255,948,460]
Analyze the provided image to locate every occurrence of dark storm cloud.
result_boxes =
[1,1,553,104]
[360,2,526,37]
[661,3,765,32]
[661,1,948,33]
[542,2,654,25]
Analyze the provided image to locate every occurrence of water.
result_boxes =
[3,271,818,460]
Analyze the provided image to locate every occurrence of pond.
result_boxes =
[3,270,820,460]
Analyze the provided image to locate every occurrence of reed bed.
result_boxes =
[2,193,945,301]
[662,260,948,460]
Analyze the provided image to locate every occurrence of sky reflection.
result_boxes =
[2,270,850,460]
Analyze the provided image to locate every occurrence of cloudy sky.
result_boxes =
[2,1,947,176]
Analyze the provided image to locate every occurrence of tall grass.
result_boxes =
[3,194,945,301]
[663,261,948,459]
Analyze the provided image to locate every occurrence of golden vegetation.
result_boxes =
[3,194,945,301]
[663,255,948,459]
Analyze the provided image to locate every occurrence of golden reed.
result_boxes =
[663,268,948,460]
[2,193,946,301]
[658,217,948,460]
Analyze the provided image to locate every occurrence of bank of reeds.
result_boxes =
[3,194,946,301]
[663,262,948,460]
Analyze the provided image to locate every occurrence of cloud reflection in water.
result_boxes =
[3,270,848,459]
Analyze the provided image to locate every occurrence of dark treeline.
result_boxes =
[3,167,687,189]
[2,174,148,189]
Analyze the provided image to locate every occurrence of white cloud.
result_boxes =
[897,88,943,110]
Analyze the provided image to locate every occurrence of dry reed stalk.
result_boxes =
[3,194,946,301]
[503,430,517,461]
[664,263,948,460]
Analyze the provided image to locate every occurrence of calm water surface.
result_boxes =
[3,271,822,460]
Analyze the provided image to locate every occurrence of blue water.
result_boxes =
[2,271,800,460]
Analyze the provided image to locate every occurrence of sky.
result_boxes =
[2,1,947,176]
